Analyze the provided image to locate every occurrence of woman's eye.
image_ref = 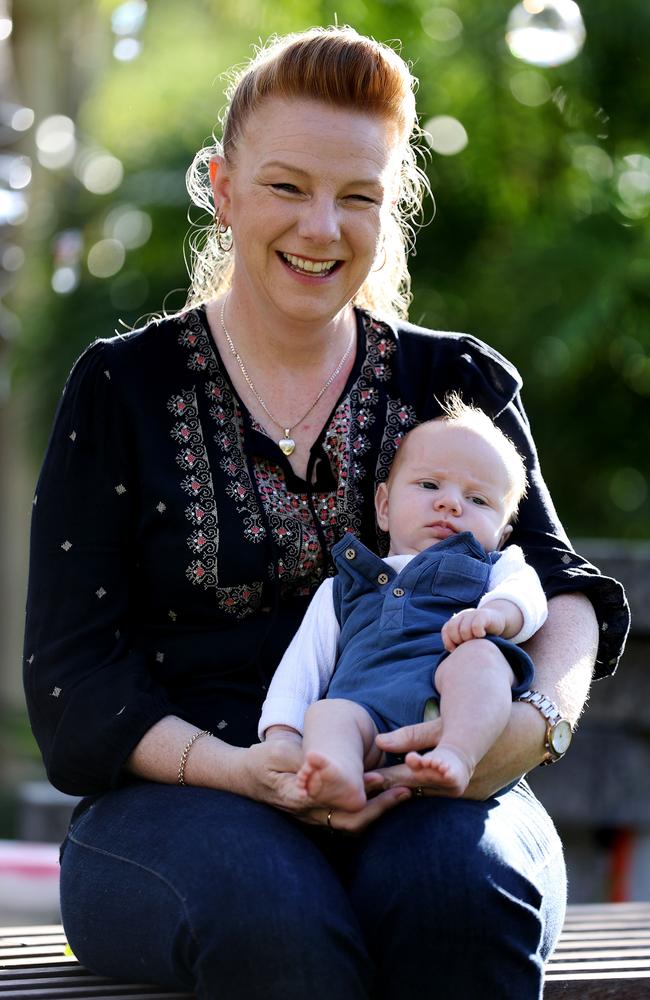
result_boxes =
[346,194,377,205]
[271,183,301,194]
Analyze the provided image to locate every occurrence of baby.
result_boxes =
[259,397,547,810]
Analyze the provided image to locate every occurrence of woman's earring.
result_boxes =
[214,210,233,253]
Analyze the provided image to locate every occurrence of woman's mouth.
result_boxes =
[279,252,340,277]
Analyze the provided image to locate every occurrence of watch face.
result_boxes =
[550,720,572,755]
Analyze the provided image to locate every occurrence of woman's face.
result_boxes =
[210,97,402,327]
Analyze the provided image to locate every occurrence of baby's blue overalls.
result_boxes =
[327,531,535,733]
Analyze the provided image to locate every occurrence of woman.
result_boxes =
[24,26,628,1000]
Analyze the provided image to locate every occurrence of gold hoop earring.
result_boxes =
[214,211,233,253]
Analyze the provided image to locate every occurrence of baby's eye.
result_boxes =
[419,481,438,490]
[469,496,488,506]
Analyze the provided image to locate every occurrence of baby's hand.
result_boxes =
[441,606,506,651]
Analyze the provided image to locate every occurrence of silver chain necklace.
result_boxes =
[220,297,354,456]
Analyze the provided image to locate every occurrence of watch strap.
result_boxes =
[517,689,572,765]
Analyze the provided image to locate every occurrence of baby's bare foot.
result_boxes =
[296,751,366,811]
[405,745,474,797]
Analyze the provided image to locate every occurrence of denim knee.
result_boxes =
[61,784,372,1000]
[346,782,565,1000]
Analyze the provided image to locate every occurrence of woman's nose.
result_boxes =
[297,197,340,244]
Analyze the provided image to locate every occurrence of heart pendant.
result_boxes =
[279,437,296,456]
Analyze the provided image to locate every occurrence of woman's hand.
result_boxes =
[297,785,412,833]
[371,713,538,800]
[242,736,411,831]
[371,592,598,801]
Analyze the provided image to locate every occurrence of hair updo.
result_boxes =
[185,25,429,320]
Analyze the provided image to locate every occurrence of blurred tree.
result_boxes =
[7,0,650,540]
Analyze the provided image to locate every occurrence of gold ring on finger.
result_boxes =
[414,786,424,798]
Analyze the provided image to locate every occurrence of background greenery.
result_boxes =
[7,0,650,540]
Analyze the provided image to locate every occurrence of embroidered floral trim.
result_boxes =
[168,388,220,588]
[170,309,418,613]
[172,315,266,618]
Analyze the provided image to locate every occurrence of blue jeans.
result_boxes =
[60,780,566,999]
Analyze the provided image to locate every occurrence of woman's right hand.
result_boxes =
[238,737,412,831]
[127,716,411,832]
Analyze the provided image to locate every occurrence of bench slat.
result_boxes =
[2,902,650,998]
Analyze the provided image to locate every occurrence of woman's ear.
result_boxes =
[375,482,390,531]
[210,155,231,218]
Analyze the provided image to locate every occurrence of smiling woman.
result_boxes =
[23,23,629,1000]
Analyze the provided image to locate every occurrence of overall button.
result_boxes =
[377,572,389,585]
[345,548,356,560]
[393,587,405,597]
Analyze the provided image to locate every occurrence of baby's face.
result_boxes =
[375,423,514,556]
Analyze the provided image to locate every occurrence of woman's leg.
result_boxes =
[60,782,372,1000]
[345,780,566,1000]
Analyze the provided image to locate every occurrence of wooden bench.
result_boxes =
[544,902,650,998]
[1,903,649,998]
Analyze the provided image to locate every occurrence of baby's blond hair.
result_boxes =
[390,394,528,520]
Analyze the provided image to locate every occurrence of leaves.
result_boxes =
[9,0,649,538]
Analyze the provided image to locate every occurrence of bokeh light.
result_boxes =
[506,0,586,67]
[111,0,147,62]
[571,145,613,182]
[35,115,76,169]
[421,7,463,43]
[114,38,142,61]
[509,69,552,107]
[616,154,650,220]
[51,267,79,295]
[76,150,124,195]
[87,239,126,278]
[0,15,12,41]
[51,229,83,294]
[2,245,25,272]
[609,468,647,512]
[0,189,28,225]
[104,204,152,249]
[10,106,34,132]
[111,0,147,36]
[423,116,468,156]
[8,156,32,190]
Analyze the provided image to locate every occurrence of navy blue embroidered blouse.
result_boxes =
[23,308,629,795]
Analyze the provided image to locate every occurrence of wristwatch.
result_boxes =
[517,690,573,765]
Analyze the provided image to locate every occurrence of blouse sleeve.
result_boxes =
[23,341,176,795]
[479,545,548,644]
[395,322,630,678]
[452,334,631,678]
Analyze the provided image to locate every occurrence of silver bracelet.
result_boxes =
[177,730,212,786]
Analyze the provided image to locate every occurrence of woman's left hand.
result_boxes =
[370,707,544,801]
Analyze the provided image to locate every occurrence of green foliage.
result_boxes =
[9,0,650,539]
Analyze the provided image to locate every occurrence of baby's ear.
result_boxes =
[375,482,390,531]
[497,523,513,549]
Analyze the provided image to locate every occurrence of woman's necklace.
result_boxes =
[220,297,354,456]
